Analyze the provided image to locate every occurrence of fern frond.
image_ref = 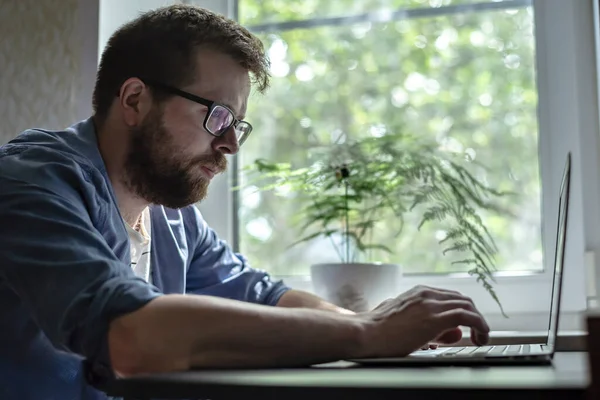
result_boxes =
[451,258,478,266]
[439,228,466,245]
[458,218,497,255]
[468,269,507,317]
[418,205,453,230]
[409,185,439,211]
[286,229,339,249]
[472,252,497,281]
[442,241,471,255]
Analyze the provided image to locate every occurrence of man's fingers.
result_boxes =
[471,327,490,346]
[426,299,478,315]
[411,285,465,301]
[417,288,477,308]
[416,285,463,298]
[425,299,490,333]
[434,327,463,344]
[412,286,484,319]
[435,308,490,336]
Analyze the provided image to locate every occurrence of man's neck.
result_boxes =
[112,180,149,228]
[94,115,149,228]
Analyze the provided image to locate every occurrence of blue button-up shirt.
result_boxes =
[0,118,290,400]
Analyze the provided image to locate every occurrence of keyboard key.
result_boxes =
[473,346,494,355]
[506,345,522,354]
[522,345,531,354]
[441,347,465,356]
[489,346,507,354]
[457,347,479,355]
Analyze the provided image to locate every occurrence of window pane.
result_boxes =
[238,1,541,276]
[239,0,521,26]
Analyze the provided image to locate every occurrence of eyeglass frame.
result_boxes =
[137,78,253,146]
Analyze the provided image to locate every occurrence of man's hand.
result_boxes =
[358,285,490,358]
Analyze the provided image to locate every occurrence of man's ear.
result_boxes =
[118,78,153,127]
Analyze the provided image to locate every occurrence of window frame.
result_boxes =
[195,0,599,331]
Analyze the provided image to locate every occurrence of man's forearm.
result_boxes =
[109,294,367,376]
[277,289,355,315]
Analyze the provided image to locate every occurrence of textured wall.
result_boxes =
[0,0,83,143]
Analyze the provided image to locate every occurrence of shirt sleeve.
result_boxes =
[184,205,290,306]
[0,153,162,376]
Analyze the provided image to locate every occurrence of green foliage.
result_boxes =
[243,132,513,315]
[236,0,543,315]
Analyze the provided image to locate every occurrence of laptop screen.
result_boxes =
[546,152,571,351]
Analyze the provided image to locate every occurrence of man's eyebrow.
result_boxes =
[198,89,244,119]
[221,102,236,113]
[221,102,244,120]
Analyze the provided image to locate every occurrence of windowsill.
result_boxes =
[278,273,586,317]
[279,274,588,332]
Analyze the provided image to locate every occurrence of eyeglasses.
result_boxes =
[140,78,253,146]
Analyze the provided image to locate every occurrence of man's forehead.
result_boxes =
[189,54,251,117]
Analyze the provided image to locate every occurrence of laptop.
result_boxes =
[350,152,572,366]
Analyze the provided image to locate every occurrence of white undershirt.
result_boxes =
[126,207,152,284]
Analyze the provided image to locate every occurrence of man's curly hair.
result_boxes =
[92,4,270,122]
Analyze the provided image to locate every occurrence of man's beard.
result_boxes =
[122,107,227,209]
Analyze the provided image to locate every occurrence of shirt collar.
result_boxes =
[66,117,108,175]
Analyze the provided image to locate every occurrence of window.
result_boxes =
[195,0,597,330]
[238,0,542,278]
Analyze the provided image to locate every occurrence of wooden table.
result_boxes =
[101,352,589,400]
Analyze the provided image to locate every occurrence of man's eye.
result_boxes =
[215,108,229,119]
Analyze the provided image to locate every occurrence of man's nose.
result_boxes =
[212,126,240,155]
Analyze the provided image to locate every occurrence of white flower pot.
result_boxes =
[310,262,402,312]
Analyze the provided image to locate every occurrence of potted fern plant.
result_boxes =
[243,131,511,315]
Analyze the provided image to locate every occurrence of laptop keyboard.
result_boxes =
[438,344,533,357]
